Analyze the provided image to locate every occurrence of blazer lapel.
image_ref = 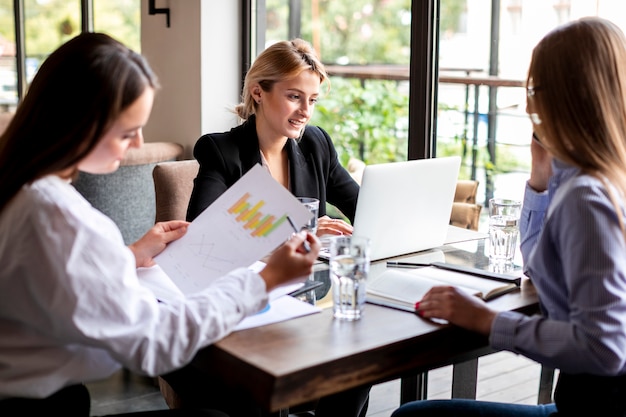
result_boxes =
[287,138,318,197]
[238,117,263,171]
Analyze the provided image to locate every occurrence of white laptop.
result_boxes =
[322,156,461,261]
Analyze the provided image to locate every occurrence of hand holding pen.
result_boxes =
[260,229,319,291]
[287,215,311,253]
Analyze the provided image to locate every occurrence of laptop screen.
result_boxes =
[351,156,461,261]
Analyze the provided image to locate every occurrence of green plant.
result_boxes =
[311,77,409,165]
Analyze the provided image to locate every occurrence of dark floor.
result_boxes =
[87,351,556,417]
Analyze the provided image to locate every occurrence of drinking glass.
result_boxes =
[297,197,319,234]
[329,235,370,321]
[488,198,521,266]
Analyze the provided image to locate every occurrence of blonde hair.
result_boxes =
[527,17,626,231]
[234,38,329,121]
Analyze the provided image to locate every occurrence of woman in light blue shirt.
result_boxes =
[392,16,626,417]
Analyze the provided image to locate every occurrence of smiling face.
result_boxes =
[78,87,154,174]
[252,70,321,141]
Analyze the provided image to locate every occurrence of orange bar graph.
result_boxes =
[228,193,288,237]
[244,212,263,229]
[252,215,276,236]
[228,192,251,214]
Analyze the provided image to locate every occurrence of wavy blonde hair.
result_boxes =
[528,17,626,232]
[234,38,329,121]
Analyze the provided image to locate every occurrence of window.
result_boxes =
[0,0,140,108]
[251,0,626,207]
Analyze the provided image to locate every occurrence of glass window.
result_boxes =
[261,0,412,169]
[94,0,140,52]
[0,0,16,112]
[0,0,140,111]
[0,0,81,111]
[439,0,626,206]
[254,1,626,209]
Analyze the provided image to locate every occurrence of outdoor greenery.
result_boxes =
[266,0,528,184]
[0,0,140,60]
[0,0,528,184]
[311,77,408,165]
[265,0,466,65]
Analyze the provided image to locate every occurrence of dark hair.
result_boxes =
[0,32,159,212]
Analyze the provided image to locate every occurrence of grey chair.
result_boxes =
[73,142,184,244]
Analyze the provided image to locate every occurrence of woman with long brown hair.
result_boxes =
[0,32,318,416]
[392,16,626,417]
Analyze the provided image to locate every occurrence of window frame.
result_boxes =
[241,0,441,162]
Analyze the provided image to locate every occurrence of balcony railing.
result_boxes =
[324,64,528,205]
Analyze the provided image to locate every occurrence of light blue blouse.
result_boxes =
[490,159,626,375]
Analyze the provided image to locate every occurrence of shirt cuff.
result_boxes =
[523,181,549,212]
[490,310,525,351]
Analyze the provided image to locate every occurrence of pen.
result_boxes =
[286,215,311,253]
[386,261,431,268]
[366,299,420,313]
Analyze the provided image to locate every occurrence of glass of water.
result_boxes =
[297,197,319,234]
[488,198,521,267]
[329,235,370,321]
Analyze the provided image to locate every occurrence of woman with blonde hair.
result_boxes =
[173,38,369,417]
[391,16,626,417]
[186,39,359,237]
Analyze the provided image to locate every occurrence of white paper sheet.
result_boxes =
[234,295,321,331]
[153,164,312,296]
[137,264,320,330]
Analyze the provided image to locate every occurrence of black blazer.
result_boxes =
[187,115,360,222]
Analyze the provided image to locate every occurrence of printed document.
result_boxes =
[154,163,313,295]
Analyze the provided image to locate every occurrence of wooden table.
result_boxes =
[192,242,539,413]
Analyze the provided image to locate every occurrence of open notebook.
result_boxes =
[321,156,461,261]
[366,266,519,312]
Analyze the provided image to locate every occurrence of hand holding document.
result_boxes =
[141,164,322,330]
[154,164,313,295]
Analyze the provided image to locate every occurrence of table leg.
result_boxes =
[451,359,478,399]
[400,372,428,404]
[538,366,555,404]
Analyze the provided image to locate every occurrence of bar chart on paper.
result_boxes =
[228,192,289,237]
[154,164,312,295]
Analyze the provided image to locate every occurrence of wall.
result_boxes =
[140,0,241,159]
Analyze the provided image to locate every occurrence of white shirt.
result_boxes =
[0,175,268,399]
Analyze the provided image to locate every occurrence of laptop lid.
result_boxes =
[352,156,461,261]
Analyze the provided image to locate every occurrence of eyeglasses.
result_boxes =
[526,85,543,98]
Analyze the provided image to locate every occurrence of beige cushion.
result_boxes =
[450,202,482,231]
[454,179,479,204]
[347,157,366,185]
[152,159,199,222]
[123,142,183,166]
